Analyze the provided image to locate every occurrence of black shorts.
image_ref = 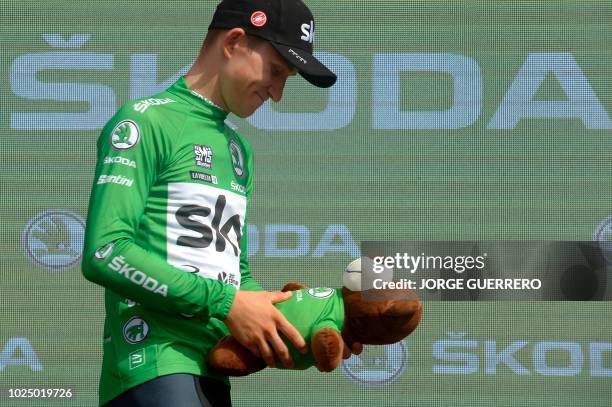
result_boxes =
[103,374,232,407]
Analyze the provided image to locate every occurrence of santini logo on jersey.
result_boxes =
[97,174,134,187]
[133,98,176,113]
[108,255,168,297]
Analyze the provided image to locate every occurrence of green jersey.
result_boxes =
[274,288,345,370]
[82,76,263,406]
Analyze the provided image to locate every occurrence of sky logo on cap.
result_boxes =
[251,11,267,27]
[300,20,314,43]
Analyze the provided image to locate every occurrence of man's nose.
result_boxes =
[268,77,288,103]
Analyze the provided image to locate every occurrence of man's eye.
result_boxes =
[272,66,282,77]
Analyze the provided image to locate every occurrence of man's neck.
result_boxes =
[183,70,228,112]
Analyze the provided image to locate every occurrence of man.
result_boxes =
[82,0,351,406]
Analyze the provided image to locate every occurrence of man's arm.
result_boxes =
[81,107,236,320]
[82,107,305,367]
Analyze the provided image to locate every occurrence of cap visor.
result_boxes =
[271,43,337,88]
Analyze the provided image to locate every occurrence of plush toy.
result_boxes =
[207,259,422,375]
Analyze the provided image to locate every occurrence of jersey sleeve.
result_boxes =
[310,294,345,336]
[235,132,264,292]
[81,106,236,320]
[310,320,342,336]
[238,214,263,292]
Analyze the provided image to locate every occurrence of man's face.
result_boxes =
[220,33,298,118]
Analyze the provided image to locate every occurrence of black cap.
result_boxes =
[208,0,336,88]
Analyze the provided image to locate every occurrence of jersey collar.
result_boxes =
[169,76,229,121]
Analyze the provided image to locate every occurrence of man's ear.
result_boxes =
[222,28,248,60]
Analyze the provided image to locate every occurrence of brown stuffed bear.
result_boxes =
[207,282,422,375]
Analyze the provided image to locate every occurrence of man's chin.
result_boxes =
[234,105,260,118]
[233,111,251,119]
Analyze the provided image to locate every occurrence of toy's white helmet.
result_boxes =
[343,257,366,291]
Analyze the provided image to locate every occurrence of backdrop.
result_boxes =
[2,0,611,406]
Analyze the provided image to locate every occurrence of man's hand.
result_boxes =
[223,290,307,369]
[342,341,363,359]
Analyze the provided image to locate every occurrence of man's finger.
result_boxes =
[342,342,351,359]
[275,313,307,354]
[351,342,363,355]
[246,343,261,359]
[269,290,292,303]
[268,333,294,368]
[258,339,275,368]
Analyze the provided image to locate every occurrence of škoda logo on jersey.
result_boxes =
[110,120,139,150]
[108,255,169,297]
[307,287,335,299]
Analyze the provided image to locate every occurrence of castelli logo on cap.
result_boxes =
[251,11,267,27]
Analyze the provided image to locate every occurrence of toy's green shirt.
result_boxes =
[81,76,263,406]
[275,288,345,370]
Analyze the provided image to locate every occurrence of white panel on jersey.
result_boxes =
[166,182,246,288]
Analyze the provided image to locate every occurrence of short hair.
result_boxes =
[201,29,267,52]
[202,29,223,50]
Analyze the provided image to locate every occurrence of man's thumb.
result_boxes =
[269,290,292,303]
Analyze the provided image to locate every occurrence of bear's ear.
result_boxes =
[281,281,307,292]
[341,287,422,345]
